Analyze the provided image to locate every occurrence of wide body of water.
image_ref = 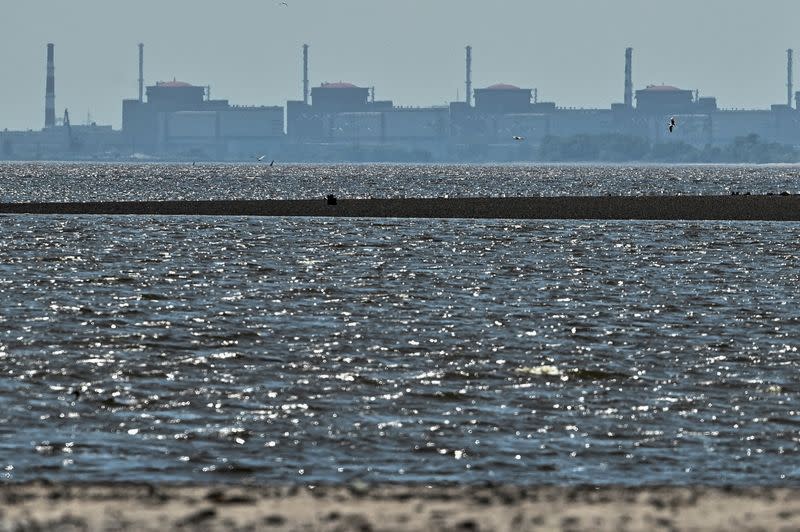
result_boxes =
[2,161,800,201]
[0,163,798,486]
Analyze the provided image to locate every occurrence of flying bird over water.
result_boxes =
[668,117,677,133]
[270,160,275,167]
[256,155,266,161]
[512,136,525,141]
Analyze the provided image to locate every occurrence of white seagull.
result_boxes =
[512,135,525,141]
[668,117,677,133]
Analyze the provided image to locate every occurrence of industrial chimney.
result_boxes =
[788,48,794,108]
[138,43,144,103]
[624,47,633,108]
[303,44,309,105]
[465,45,472,107]
[45,43,55,128]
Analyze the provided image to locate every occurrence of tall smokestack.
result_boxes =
[788,48,794,108]
[624,47,633,108]
[45,43,55,128]
[465,45,472,107]
[138,43,144,103]
[303,44,309,105]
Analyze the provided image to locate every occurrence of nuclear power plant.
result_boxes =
[3,42,800,161]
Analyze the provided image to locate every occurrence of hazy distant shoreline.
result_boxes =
[4,133,798,165]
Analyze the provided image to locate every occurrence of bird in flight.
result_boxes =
[256,155,266,161]
[512,135,525,141]
[279,1,288,6]
[668,117,677,133]
[269,160,275,167]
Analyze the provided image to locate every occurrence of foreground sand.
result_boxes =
[2,483,799,531]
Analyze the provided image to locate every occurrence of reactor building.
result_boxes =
[283,43,800,159]
[5,43,800,161]
[121,44,284,158]
[285,44,449,151]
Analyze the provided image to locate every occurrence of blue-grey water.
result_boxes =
[1,163,799,486]
[2,162,800,201]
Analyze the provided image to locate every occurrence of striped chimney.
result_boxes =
[45,43,55,128]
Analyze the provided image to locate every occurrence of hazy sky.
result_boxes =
[2,0,799,130]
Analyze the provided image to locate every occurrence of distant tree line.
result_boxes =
[538,133,800,163]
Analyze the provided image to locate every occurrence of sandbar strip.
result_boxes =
[1,483,799,531]
[1,195,799,220]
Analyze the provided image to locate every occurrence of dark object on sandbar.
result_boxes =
[781,191,790,196]
[326,194,337,205]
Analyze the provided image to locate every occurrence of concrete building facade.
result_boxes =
[122,80,284,158]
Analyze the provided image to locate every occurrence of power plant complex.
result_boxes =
[122,43,284,158]
[3,43,800,161]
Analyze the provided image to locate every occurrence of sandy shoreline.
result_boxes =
[1,194,800,220]
[2,483,799,531]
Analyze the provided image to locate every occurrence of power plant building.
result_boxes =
[1,122,122,160]
[0,43,123,159]
[287,81,447,143]
[122,80,283,158]
[635,85,697,114]
[449,83,552,143]
[9,42,800,161]
[474,84,534,114]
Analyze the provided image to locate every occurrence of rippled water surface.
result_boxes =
[2,162,800,201]
[1,209,799,485]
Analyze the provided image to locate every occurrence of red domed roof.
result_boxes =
[485,83,522,90]
[320,82,360,89]
[642,84,683,92]
[156,79,194,88]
